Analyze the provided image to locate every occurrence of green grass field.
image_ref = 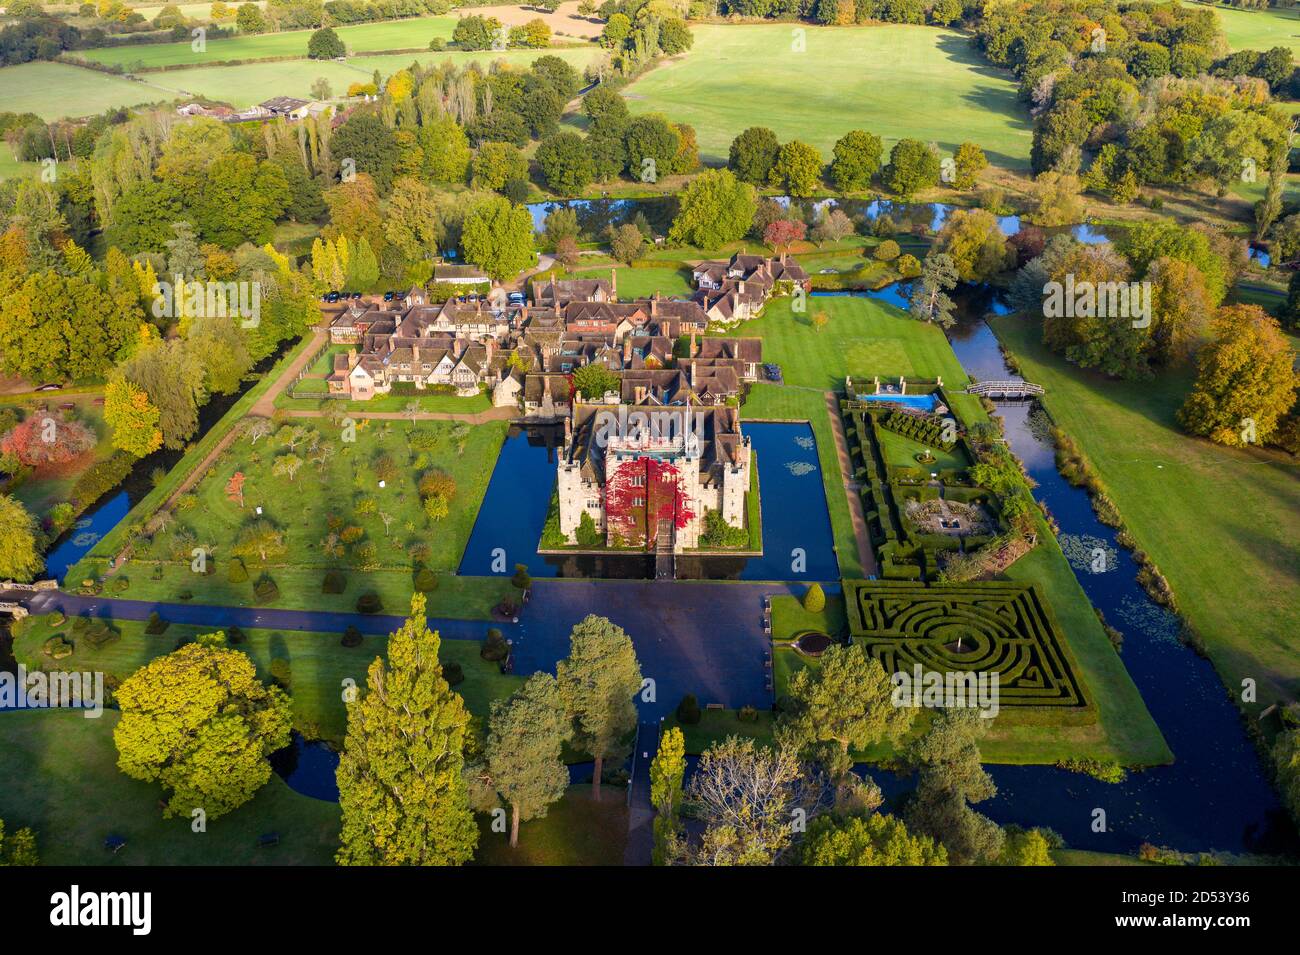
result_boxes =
[1186,2,1300,56]
[0,709,341,865]
[622,23,1033,169]
[0,61,174,119]
[13,614,522,743]
[993,313,1300,715]
[77,16,459,69]
[569,264,693,299]
[0,145,38,182]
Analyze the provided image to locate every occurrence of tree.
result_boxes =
[556,614,642,799]
[231,518,286,563]
[782,643,913,775]
[623,115,680,181]
[331,114,398,194]
[905,708,1004,865]
[383,177,441,263]
[800,812,948,866]
[336,594,478,865]
[1178,305,1299,447]
[311,77,332,101]
[1025,171,1083,227]
[0,416,95,467]
[728,126,780,185]
[485,672,572,847]
[883,139,940,196]
[909,252,959,326]
[460,197,535,281]
[572,362,619,400]
[1042,243,1147,379]
[802,581,825,612]
[472,142,529,192]
[667,168,756,249]
[453,14,502,51]
[537,131,595,195]
[113,642,291,819]
[225,471,246,508]
[608,223,644,265]
[418,115,471,184]
[308,26,344,59]
[104,375,163,458]
[952,141,988,190]
[117,339,206,450]
[650,724,686,865]
[235,1,265,33]
[0,818,39,866]
[1002,827,1055,866]
[0,495,43,582]
[936,209,1014,283]
[764,218,806,255]
[811,208,854,247]
[770,140,823,197]
[687,736,807,866]
[830,130,882,192]
[1147,257,1213,365]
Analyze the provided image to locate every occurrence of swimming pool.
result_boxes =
[855,393,939,413]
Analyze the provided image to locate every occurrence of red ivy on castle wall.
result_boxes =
[604,456,694,548]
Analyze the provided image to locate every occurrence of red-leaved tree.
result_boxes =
[763,218,807,255]
[0,416,96,467]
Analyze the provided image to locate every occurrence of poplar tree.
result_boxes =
[336,594,478,866]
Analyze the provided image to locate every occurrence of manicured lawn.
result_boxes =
[274,389,493,413]
[569,264,693,299]
[1188,2,1300,56]
[876,426,970,471]
[744,295,974,392]
[13,614,521,744]
[77,16,459,69]
[0,61,171,119]
[770,592,847,641]
[0,710,341,865]
[994,313,1300,715]
[664,708,775,755]
[473,786,628,865]
[622,23,1033,168]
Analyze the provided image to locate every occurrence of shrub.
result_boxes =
[42,635,73,659]
[676,693,701,725]
[802,582,826,613]
[227,625,245,645]
[81,620,119,650]
[228,558,248,583]
[443,662,465,686]
[481,627,509,661]
[874,239,901,261]
[322,569,346,594]
[414,568,439,592]
[341,626,363,648]
[144,611,169,635]
[738,705,759,723]
[110,577,130,593]
[253,575,280,603]
[48,610,65,627]
[511,563,531,589]
[356,592,383,614]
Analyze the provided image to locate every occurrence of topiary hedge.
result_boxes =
[356,592,383,614]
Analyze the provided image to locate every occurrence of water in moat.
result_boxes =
[458,421,839,582]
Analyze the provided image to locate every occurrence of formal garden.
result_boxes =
[77,414,509,614]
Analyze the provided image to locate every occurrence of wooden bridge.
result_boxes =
[967,380,1044,399]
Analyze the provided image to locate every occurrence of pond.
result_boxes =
[458,421,839,582]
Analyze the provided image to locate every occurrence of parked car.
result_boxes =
[764,363,783,382]
[325,291,341,303]
[35,383,62,392]
[383,291,394,302]
[507,291,526,306]
[350,291,363,300]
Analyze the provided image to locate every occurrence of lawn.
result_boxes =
[0,61,172,119]
[274,388,493,413]
[0,709,341,865]
[473,785,628,865]
[568,264,694,299]
[1186,2,1300,57]
[993,313,1300,715]
[0,145,37,182]
[622,23,1033,169]
[13,614,522,744]
[77,15,459,69]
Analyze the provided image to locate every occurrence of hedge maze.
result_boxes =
[846,580,1090,712]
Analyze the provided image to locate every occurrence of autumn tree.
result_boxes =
[608,223,645,265]
[0,416,96,467]
[650,724,686,865]
[336,594,478,866]
[936,208,1014,283]
[104,374,163,458]
[0,818,39,866]
[231,518,286,563]
[1178,305,1299,447]
[225,471,246,507]
[485,672,572,848]
[830,129,883,192]
[770,140,823,197]
[113,641,291,818]
[764,218,806,256]
[952,141,988,189]
[460,196,535,281]
[556,614,642,799]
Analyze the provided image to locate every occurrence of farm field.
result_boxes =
[993,313,1300,714]
[76,15,459,69]
[622,23,1033,168]
[0,61,173,119]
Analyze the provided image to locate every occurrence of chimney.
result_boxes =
[623,337,633,365]
[650,297,658,318]
[550,275,557,305]
[412,343,420,363]
[485,338,495,363]
[610,267,617,301]
[635,385,646,404]
[738,280,746,296]
[689,361,696,388]
[690,329,697,359]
